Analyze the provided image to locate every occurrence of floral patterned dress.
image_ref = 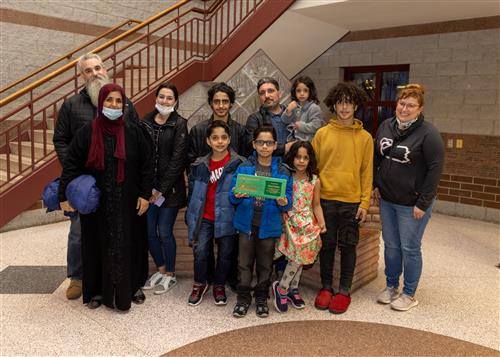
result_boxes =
[276,175,322,264]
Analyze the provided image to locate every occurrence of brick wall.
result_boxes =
[296,26,500,223]
[437,133,500,211]
[440,134,500,178]
[438,174,500,209]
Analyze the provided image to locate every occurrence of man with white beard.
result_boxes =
[53,53,139,300]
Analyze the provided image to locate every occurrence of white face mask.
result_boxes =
[155,103,175,116]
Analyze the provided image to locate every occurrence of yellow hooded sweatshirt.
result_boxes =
[311,117,373,210]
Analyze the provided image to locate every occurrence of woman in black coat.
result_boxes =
[59,83,152,311]
[140,83,188,295]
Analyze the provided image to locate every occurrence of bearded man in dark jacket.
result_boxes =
[53,53,139,300]
[245,77,296,157]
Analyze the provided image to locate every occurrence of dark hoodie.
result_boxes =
[374,115,444,211]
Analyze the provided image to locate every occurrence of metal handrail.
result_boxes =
[0,18,141,95]
[193,0,225,14]
[0,0,268,191]
[0,0,190,107]
[0,0,296,228]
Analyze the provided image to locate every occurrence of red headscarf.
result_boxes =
[85,83,126,183]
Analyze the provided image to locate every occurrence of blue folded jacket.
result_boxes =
[42,175,100,215]
[65,175,100,215]
[42,178,61,211]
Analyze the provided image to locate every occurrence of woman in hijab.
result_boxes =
[59,83,153,311]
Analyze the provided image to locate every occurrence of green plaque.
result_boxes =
[234,174,286,199]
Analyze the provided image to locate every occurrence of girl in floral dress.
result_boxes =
[272,141,326,313]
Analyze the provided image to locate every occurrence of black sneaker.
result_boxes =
[213,285,227,305]
[255,297,269,318]
[188,283,208,306]
[233,302,250,318]
[132,289,146,305]
[88,296,102,309]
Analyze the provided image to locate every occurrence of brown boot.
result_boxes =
[66,279,82,300]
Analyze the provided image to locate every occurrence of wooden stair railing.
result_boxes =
[0,18,142,97]
[0,0,295,227]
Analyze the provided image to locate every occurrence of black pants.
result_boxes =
[319,199,359,293]
[237,226,275,303]
[227,234,239,287]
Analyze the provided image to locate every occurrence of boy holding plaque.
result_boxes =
[229,125,293,318]
[186,121,246,306]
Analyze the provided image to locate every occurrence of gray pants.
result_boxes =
[278,261,303,291]
[67,214,82,280]
[236,226,275,303]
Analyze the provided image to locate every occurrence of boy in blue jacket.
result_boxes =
[229,125,293,318]
[186,121,245,306]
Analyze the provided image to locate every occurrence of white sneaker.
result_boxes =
[142,272,163,290]
[377,287,400,304]
[154,275,177,295]
[390,294,418,311]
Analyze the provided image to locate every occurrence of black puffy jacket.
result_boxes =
[141,109,188,208]
[53,88,138,165]
[187,115,247,164]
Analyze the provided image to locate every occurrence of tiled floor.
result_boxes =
[1,213,499,356]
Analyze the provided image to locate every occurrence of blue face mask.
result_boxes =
[102,107,122,120]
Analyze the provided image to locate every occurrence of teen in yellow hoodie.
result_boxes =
[311,82,373,314]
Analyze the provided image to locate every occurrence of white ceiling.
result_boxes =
[290,0,500,31]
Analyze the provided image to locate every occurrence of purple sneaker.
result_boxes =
[287,288,305,309]
[272,281,288,313]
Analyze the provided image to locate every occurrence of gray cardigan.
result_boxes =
[281,101,324,141]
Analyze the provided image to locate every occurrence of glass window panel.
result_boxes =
[381,71,409,101]
[378,106,395,124]
[351,72,376,101]
[355,105,374,134]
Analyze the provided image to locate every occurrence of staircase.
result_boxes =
[0,0,295,227]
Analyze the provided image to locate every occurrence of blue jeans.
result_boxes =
[146,205,179,272]
[380,198,434,296]
[67,213,82,280]
[193,219,235,285]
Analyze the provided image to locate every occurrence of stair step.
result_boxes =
[45,117,55,130]
[0,169,23,184]
[122,67,160,79]
[33,129,54,144]
[9,141,54,160]
[0,154,38,173]
[0,118,24,132]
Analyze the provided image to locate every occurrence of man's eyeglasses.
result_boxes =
[254,140,276,147]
